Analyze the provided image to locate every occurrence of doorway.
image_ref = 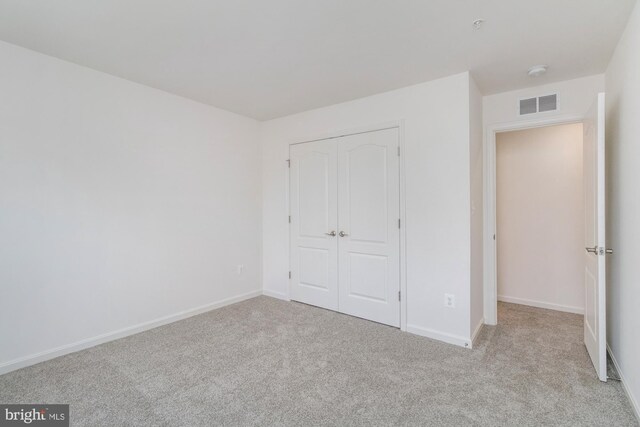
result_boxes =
[484,93,608,381]
[495,123,584,314]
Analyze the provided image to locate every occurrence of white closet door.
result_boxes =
[289,140,339,311]
[337,128,400,327]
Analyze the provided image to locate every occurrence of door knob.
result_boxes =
[585,246,598,254]
[325,231,336,237]
[339,231,349,237]
[606,248,614,255]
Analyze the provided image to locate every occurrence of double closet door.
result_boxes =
[289,127,400,327]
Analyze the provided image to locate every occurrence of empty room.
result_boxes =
[1,1,639,426]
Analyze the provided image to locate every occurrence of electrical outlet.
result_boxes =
[236,265,244,276]
[444,293,455,308]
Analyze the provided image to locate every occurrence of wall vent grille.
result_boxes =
[519,94,558,115]
[519,97,538,115]
[538,94,558,112]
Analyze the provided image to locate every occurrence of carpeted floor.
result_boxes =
[0,297,637,426]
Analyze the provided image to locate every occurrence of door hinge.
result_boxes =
[288,215,291,223]
[397,146,400,157]
[289,271,291,279]
[398,219,401,229]
[286,159,290,168]
[398,291,401,301]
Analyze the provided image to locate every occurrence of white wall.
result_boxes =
[261,72,477,346]
[469,76,484,340]
[496,124,584,314]
[483,74,605,127]
[0,41,262,372]
[605,0,640,418]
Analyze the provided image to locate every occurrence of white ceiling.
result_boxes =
[0,0,635,120]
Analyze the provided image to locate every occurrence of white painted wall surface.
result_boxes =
[0,41,262,371]
[605,0,640,418]
[261,72,475,346]
[469,76,484,339]
[483,74,605,127]
[496,124,584,314]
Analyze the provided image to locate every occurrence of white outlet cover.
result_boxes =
[444,293,455,308]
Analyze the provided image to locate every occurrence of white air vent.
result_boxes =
[519,94,558,115]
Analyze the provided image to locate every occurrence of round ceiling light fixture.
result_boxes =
[528,65,548,77]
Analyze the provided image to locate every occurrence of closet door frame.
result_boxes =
[287,121,407,331]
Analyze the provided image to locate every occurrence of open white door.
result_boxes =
[290,140,339,311]
[583,92,607,382]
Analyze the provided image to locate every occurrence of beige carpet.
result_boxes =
[0,297,637,426]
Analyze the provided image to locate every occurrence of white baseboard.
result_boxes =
[0,289,262,376]
[406,324,471,349]
[607,344,640,422]
[497,295,584,315]
[471,318,485,347]
[262,289,290,301]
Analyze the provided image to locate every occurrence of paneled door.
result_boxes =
[583,93,607,382]
[289,139,339,311]
[337,128,401,327]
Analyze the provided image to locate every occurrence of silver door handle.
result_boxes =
[606,248,614,255]
[585,246,598,254]
[325,231,336,237]
[339,231,349,237]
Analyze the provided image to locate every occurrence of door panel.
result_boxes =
[298,153,331,237]
[583,93,607,381]
[337,128,400,327]
[347,253,388,301]
[347,144,388,243]
[299,247,329,290]
[290,140,338,310]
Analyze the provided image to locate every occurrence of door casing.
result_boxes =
[483,114,584,325]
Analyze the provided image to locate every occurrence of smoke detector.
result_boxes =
[528,65,548,77]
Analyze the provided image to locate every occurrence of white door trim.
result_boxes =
[287,121,407,331]
[483,114,584,325]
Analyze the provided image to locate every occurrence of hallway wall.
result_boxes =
[496,124,584,314]
[604,0,640,418]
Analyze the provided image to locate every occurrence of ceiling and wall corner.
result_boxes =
[0,0,635,120]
